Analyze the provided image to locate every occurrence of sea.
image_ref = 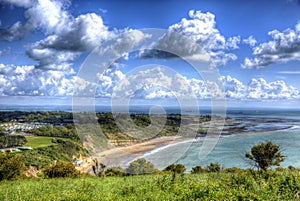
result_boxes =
[1,105,300,171]
[142,109,300,171]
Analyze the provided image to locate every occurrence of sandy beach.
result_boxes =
[93,136,191,168]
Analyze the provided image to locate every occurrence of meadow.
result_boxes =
[0,170,300,200]
[25,136,71,148]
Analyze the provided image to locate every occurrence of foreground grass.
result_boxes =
[1,170,300,200]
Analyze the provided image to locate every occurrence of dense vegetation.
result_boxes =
[0,111,73,124]
[18,139,87,169]
[0,135,27,148]
[0,154,25,180]
[1,169,300,200]
[30,124,78,140]
[44,161,81,178]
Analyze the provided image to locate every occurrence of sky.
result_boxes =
[1,0,300,108]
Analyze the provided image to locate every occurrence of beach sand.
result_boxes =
[93,136,190,168]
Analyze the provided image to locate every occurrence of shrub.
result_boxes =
[164,164,186,183]
[206,163,221,172]
[0,135,27,148]
[0,153,25,180]
[191,165,206,174]
[223,167,244,173]
[126,158,157,175]
[44,161,80,178]
[105,167,125,176]
[164,164,186,174]
[245,141,285,171]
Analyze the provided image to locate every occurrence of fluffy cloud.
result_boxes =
[243,23,300,68]
[247,78,299,99]
[141,10,240,67]
[221,76,299,100]
[0,0,120,71]
[107,67,299,101]
[0,63,298,101]
[243,36,257,47]
[0,63,75,96]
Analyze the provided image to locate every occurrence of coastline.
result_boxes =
[93,136,193,168]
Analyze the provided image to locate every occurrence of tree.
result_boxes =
[44,161,80,178]
[104,167,125,176]
[0,154,25,180]
[206,163,221,172]
[164,164,186,183]
[164,164,186,174]
[245,141,285,171]
[191,165,206,174]
[0,135,27,148]
[126,158,157,175]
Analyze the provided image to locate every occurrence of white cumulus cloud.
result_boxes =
[141,10,240,67]
[243,36,257,47]
[243,23,300,68]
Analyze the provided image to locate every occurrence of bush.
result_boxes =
[223,167,244,173]
[0,135,27,148]
[164,164,186,174]
[0,153,25,180]
[206,163,221,172]
[191,165,206,174]
[126,158,157,175]
[43,161,80,178]
[104,167,125,176]
[245,141,285,171]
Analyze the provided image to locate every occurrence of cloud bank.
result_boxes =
[0,64,298,101]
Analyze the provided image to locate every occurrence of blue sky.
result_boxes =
[1,0,300,108]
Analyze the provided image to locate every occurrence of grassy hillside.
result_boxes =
[0,170,300,200]
[25,136,70,148]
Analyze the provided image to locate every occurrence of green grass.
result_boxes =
[1,170,300,200]
[25,136,70,148]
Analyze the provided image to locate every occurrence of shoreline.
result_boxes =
[93,136,193,168]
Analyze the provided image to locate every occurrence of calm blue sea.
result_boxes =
[142,109,300,170]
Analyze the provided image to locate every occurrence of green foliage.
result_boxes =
[19,140,87,169]
[30,125,78,140]
[126,158,157,175]
[191,165,206,174]
[206,163,221,172]
[0,127,5,135]
[223,167,244,173]
[164,164,186,183]
[44,161,80,178]
[245,141,285,171]
[0,111,73,123]
[0,135,27,148]
[0,153,25,180]
[104,167,125,176]
[164,164,186,174]
[1,170,300,200]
